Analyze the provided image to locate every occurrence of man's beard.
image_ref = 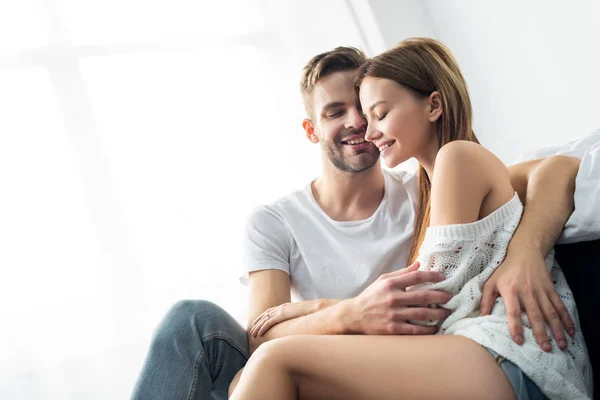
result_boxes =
[323,130,380,173]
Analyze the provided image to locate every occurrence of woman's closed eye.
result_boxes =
[376,112,388,121]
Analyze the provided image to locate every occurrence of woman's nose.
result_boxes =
[365,125,381,142]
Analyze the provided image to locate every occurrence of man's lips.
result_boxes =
[341,133,366,143]
[342,141,374,150]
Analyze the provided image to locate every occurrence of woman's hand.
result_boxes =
[480,247,575,352]
[249,299,337,338]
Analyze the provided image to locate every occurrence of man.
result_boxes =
[131,46,587,400]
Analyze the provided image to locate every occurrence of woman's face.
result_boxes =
[359,76,439,168]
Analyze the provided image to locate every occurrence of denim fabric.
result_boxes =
[131,300,249,400]
[485,348,548,400]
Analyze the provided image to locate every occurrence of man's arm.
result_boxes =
[513,129,600,243]
[482,155,580,351]
[509,155,580,255]
[243,206,355,355]
[247,263,451,355]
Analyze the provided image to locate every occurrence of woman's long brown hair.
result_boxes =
[355,38,480,264]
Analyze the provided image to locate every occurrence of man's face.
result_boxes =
[310,71,380,173]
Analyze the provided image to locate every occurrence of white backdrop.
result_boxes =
[367,0,600,162]
[1,1,598,399]
[0,1,367,398]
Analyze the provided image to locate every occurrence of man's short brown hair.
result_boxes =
[300,46,367,118]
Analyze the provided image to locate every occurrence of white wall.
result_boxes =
[0,1,370,399]
[366,0,600,163]
[367,0,436,48]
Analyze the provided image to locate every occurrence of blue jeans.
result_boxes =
[485,348,548,400]
[131,300,249,400]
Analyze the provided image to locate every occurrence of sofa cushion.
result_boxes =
[555,239,599,398]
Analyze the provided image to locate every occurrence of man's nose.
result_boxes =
[346,108,366,131]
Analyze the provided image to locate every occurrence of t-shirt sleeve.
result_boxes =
[514,128,600,243]
[239,205,291,286]
[560,135,600,243]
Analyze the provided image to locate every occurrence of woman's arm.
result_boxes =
[249,298,341,338]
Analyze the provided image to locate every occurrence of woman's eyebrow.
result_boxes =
[368,100,388,111]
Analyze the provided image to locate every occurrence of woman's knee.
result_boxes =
[248,337,294,365]
[250,336,309,373]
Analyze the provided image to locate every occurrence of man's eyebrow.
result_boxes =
[321,102,345,111]
[368,100,388,111]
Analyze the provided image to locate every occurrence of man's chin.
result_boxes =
[345,155,380,173]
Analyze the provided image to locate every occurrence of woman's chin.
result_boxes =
[382,158,399,168]
[381,152,403,169]
[382,152,412,169]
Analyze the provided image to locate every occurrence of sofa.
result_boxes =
[555,239,599,398]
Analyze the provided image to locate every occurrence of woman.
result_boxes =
[230,38,592,400]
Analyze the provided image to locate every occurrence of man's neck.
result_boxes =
[311,162,385,222]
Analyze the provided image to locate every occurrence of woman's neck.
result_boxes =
[416,135,441,180]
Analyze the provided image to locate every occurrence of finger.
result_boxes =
[397,306,450,322]
[480,281,498,316]
[253,314,272,337]
[395,290,452,306]
[399,261,420,274]
[250,321,261,337]
[256,315,279,337]
[502,287,525,346]
[249,319,260,337]
[252,310,270,327]
[538,292,568,350]
[249,317,258,336]
[381,261,420,279]
[251,314,269,337]
[391,270,446,288]
[249,316,261,331]
[547,289,575,337]
[523,291,551,352]
[396,322,439,335]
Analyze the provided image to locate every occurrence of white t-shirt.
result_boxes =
[241,129,600,300]
[240,168,418,300]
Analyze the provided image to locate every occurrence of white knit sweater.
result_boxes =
[412,193,593,400]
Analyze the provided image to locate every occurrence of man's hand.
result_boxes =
[342,261,452,335]
[481,247,575,352]
[249,299,338,338]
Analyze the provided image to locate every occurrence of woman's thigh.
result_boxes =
[262,334,516,400]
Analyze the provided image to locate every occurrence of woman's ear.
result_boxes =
[428,91,443,122]
[302,119,319,144]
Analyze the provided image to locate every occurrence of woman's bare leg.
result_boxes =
[230,334,516,400]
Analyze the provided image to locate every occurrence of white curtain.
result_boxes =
[0,1,370,398]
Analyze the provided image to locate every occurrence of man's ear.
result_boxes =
[302,119,319,144]
[428,91,443,123]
